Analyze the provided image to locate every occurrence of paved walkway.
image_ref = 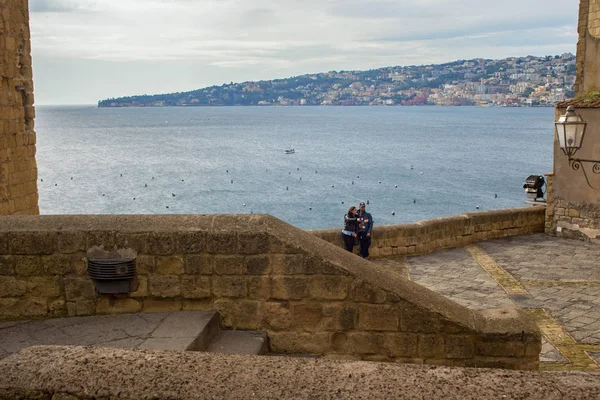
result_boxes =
[380,233,600,371]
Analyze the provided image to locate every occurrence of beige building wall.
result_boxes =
[576,0,600,94]
[0,0,39,215]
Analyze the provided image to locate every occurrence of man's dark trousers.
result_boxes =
[359,232,371,258]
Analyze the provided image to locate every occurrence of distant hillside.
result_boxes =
[98,53,576,108]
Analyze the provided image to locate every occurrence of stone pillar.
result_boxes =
[0,0,39,215]
[575,0,600,95]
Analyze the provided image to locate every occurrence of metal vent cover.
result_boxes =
[88,258,136,294]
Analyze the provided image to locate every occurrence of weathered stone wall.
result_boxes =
[576,0,600,94]
[312,207,545,257]
[0,214,540,370]
[0,0,39,215]
[550,105,600,240]
[590,0,600,37]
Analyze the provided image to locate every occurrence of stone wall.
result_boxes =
[576,0,600,94]
[312,207,545,257]
[0,0,39,215]
[549,105,600,240]
[590,0,600,37]
[0,214,540,369]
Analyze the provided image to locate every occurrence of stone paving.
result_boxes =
[381,233,600,371]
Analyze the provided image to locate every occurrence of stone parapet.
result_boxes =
[312,207,545,257]
[3,346,600,400]
[0,214,540,369]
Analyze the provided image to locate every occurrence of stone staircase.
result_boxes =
[134,311,269,355]
[0,311,269,359]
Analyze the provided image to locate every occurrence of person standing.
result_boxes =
[341,206,359,252]
[357,201,373,258]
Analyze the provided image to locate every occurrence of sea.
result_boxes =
[35,105,554,230]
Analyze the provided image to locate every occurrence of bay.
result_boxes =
[35,105,553,230]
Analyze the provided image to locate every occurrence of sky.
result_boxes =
[28,0,581,105]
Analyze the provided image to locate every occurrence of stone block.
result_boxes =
[130,275,148,297]
[358,304,398,331]
[213,298,236,327]
[67,300,96,316]
[49,299,67,317]
[0,276,26,297]
[248,276,272,300]
[263,301,292,330]
[182,299,212,311]
[207,232,237,254]
[64,277,97,301]
[17,297,48,317]
[214,255,245,275]
[383,333,418,357]
[185,254,213,275]
[57,231,86,254]
[142,298,182,313]
[156,256,184,275]
[272,276,309,300]
[351,280,387,304]
[568,208,581,218]
[306,258,346,275]
[144,232,176,255]
[238,231,270,254]
[322,304,357,331]
[476,340,525,357]
[0,233,8,253]
[291,303,323,331]
[136,255,156,274]
[181,275,211,299]
[398,304,448,333]
[175,230,207,253]
[86,231,115,249]
[148,275,181,297]
[9,232,56,254]
[212,276,247,298]
[245,255,270,275]
[26,276,61,297]
[114,233,147,252]
[73,256,87,275]
[13,256,42,275]
[0,298,19,319]
[0,256,14,275]
[445,335,476,359]
[269,331,331,354]
[310,276,350,300]
[271,254,306,275]
[96,297,142,314]
[418,334,445,358]
[347,332,382,354]
[235,300,263,329]
[43,254,72,275]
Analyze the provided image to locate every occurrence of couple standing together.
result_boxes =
[342,202,373,258]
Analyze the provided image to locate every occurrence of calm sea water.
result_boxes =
[35,106,553,230]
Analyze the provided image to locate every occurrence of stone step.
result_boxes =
[205,330,269,355]
[137,310,220,351]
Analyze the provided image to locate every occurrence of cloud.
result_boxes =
[29,0,97,13]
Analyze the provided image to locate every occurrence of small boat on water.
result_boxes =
[285,148,295,154]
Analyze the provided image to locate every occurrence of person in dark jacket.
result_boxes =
[357,201,373,258]
[341,205,359,252]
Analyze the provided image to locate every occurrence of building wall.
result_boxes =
[0,214,540,370]
[576,0,600,94]
[0,0,39,215]
[549,106,600,240]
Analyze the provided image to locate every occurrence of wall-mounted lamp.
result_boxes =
[555,106,599,189]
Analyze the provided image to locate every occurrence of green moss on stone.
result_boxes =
[573,92,600,102]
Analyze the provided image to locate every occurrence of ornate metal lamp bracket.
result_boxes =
[568,157,600,189]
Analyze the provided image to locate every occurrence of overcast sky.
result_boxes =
[29,0,580,105]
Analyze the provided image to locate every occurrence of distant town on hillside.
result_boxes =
[98,53,576,108]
